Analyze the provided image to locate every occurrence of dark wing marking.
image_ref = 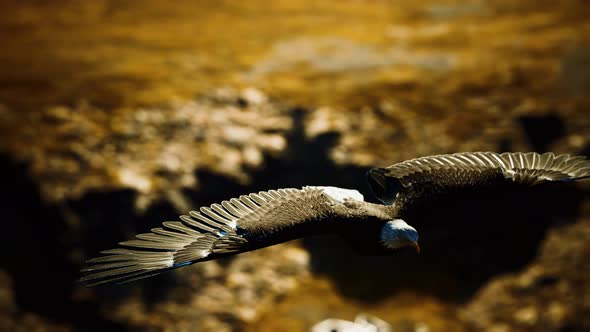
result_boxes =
[80,188,305,286]
[368,152,590,204]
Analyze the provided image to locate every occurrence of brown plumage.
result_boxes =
[80,152,590,286]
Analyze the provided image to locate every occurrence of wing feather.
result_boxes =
[369,151,590,204]
[249,193,267,205]
[210,203,234,221]
[162,221,202,236]
[230,198,254,214]
[182,213,222,234]
[258,191,274,201]
[239,195,259,210]
[80,187,342,286]
[200,206,232,224]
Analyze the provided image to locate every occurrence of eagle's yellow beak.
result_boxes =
[409,241,420,254]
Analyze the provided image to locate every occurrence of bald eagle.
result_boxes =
[80,152,590,286]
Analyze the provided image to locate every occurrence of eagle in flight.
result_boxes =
[80,152,590,286]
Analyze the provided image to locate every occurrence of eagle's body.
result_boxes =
[80,152,590,286]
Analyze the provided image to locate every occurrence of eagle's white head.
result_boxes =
[380,219,420,252]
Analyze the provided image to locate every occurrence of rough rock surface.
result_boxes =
[0,1,589,332]
[463,205,590,332]
[0,89,291,210]
[0,270,70,332]
[105,245,310,332]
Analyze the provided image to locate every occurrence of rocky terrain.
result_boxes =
[0,0,589,331]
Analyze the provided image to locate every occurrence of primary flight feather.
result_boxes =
[80,152,590,286]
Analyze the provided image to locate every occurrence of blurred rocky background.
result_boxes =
[0,0,589,331]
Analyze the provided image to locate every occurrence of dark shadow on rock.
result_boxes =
[498,138,513,153]
[559,325,587,332]
[70,189,185,308]
[0,153,128,331]
[517,114,565,152]
[186,107,375,204]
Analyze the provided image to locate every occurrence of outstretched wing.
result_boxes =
[80,186,361,286]
[368,152,590,206]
